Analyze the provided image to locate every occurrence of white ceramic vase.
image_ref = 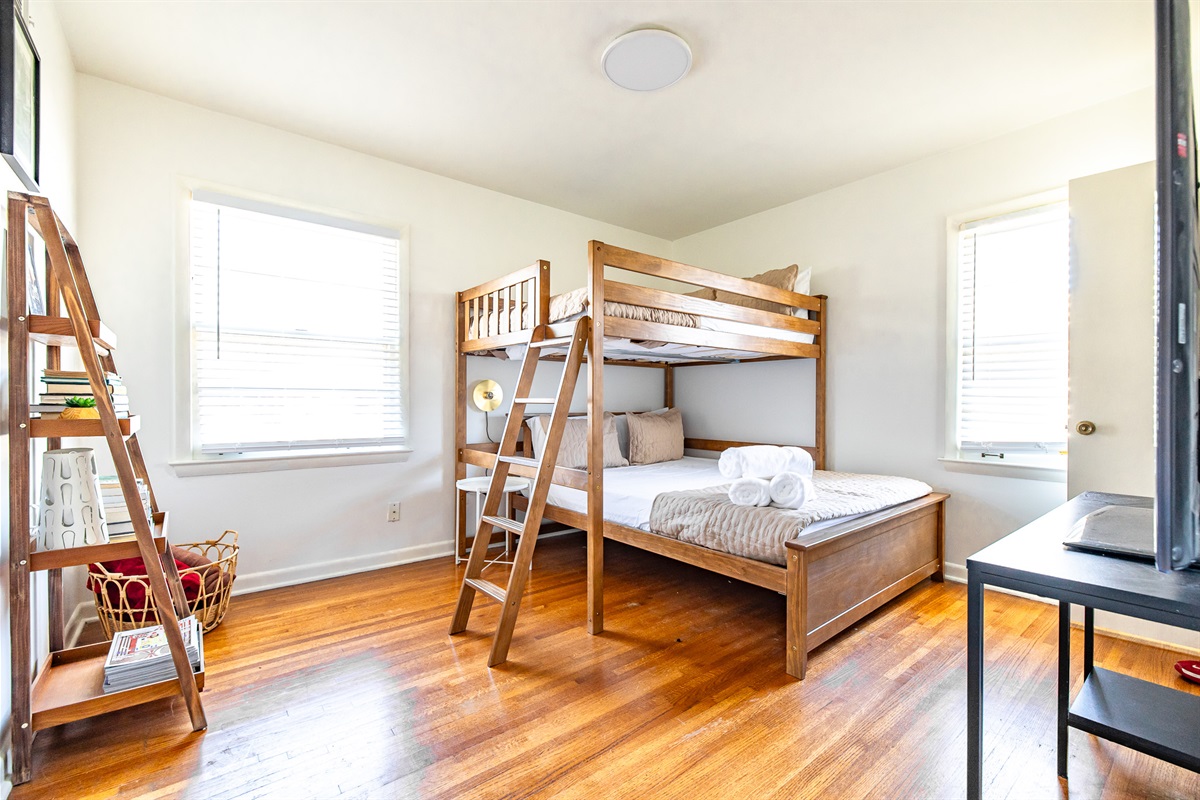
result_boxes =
[39,448,109,550]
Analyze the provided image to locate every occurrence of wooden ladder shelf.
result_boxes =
[449,317,590,666]
[7,192,206,785]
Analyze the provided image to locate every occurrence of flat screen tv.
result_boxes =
[1155,0,1200,571]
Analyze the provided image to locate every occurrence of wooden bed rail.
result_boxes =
[590,241,824,361]
[458,261,549,353]
[684,437,822,470]
[591,241,821,311]
[459,443,587,490]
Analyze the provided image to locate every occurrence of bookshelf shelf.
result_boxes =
[28,512,169,572]
[28,314,116,352]
[30,641,205,732]
[29,414,140,439]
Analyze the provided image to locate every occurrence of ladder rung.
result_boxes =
[513,397,556,405]
[482,515,524,535]
[528,337,574,348]
[464,578,507,604]
[497,455,540,468]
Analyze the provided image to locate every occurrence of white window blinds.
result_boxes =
[189,194,405,456]
[956,202,1068,452]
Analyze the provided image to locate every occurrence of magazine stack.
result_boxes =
[102,616,203,693]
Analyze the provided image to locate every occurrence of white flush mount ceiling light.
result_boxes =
[602,28,692,92]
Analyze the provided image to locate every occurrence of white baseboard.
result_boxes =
[232,530,582,596]
[232,541,454,595]
[943,560,1200,655]
[64,601,96,648]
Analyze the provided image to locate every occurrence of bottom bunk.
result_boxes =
[511,459,947,680]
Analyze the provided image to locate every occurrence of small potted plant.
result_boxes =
[60,396,100,420]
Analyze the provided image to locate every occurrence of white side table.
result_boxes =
[455,475,531,565]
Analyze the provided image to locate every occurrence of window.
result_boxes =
[188,192,406,458]
[954,201,1068,460]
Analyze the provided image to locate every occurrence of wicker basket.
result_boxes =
[89,530,239,637]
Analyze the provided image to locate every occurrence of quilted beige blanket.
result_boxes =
[549,287,697,328]
[648,471,933,566]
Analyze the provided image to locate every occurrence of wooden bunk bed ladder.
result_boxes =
[449,316,591,667]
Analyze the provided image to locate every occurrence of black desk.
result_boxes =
[967,492,1200,800]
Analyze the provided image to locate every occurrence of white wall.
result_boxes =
[672,89,1157,574]
[1,0,76,787]
[72,76,670,595]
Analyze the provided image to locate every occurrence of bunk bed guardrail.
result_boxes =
[456,244,824,361]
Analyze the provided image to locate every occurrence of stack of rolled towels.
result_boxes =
[720,445,816,509]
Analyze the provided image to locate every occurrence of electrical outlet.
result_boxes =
[387,502,401,522]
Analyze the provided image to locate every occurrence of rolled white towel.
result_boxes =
[769,471,816,510]
[718,448,746,478]
[718,445,814,479]
[728,477,772,507]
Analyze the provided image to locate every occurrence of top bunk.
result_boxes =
[456,242,825,366]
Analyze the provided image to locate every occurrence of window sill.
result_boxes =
[938,456,1066,483]
[169,447,412,477]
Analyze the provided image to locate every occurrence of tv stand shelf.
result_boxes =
[966,492,1200,799]
[1069,667,1200,772]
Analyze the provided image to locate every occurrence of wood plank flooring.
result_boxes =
[11,532,1200,799]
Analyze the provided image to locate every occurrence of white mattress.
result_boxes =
[534,456,862,536]
[503,316,814,364]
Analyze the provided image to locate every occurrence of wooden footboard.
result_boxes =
[785,493,947,678]
[533,491,948,680]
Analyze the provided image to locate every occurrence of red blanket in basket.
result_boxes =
[87,558,203,611]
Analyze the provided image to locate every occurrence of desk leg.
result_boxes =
[967,570,984,800]
[1083,607,1094,678]
[1058,601,1070,779]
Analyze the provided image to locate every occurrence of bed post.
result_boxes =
[587,242,606,634]
[664,366,675,408]
[814,295,827,470]
[455,291,468,560]
[785,544,808,679]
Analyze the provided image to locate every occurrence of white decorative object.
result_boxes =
[38,448,108,550]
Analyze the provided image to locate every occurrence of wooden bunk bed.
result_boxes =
[454,242,947,679]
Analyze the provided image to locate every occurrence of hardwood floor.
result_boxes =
[12,532,1200,799]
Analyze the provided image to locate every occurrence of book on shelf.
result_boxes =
[41,382,128,395]
[38,394,129,405]
[105,526,136,541]
[102,616,203,694]
[42,369,120,382]
[104,507,137,524]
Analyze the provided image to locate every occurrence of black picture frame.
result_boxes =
[0,1,39,193]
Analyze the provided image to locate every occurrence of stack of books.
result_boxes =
[32,369,129,418]
[101,477,154,541]
[102,617,203,694]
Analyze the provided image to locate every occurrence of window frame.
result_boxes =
[943,189,1068,480]
[170,181,411,476]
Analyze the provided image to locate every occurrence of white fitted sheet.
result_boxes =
[534,456,864,536]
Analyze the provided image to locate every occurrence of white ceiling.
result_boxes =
[53,1,1155,240]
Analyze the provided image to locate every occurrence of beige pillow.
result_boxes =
[627,408,684,465]
[683,287,716,300]
[531,413,628,468]
[714,264,799,315]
